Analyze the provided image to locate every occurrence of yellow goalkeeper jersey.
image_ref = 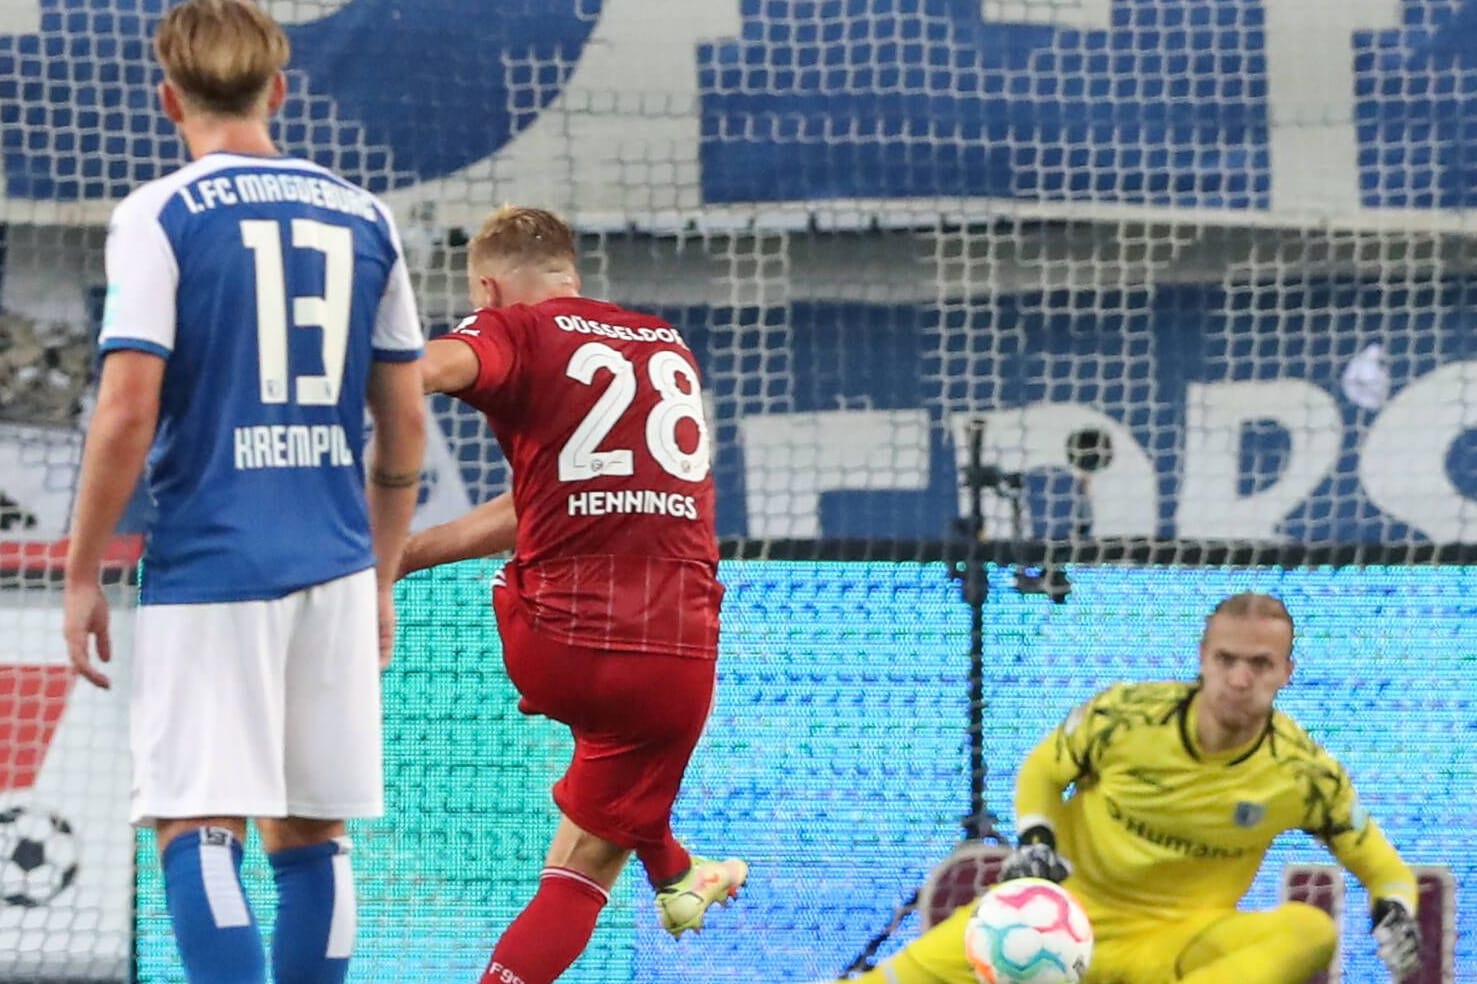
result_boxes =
[1015,681,1416,934]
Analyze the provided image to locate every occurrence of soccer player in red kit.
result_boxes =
[406,205,746,984]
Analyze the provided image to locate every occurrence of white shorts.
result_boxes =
[130,568,383,825]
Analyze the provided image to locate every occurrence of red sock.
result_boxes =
[481,867,608,984]
[638,835,691,887]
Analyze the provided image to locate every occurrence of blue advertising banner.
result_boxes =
[4,0,1477,223]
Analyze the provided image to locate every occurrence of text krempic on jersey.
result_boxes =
[234,424,355,470]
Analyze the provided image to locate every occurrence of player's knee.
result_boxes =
[544,814,630,885]
[258,816,346,853]
[1277,902,1337,966]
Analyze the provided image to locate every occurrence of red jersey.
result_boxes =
[441,297,723,658]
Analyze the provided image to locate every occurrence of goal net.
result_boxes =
[1,0,1474,981]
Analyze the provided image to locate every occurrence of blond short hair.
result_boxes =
[154,0,290,116]
[1207,592,1295,635]
[468,205,577,270]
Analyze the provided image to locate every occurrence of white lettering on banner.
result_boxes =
[1261,0,1401,216]
[741,410,931,538]
[0,1,39,35]
[232,425,355,470]
[1361,361,1477,542]
[459,3,742,224]
[981,0,1112,32]
[260,1,352,24]
[949,405,1157,539]
[1178,381,1342,540]
[736,360,1477,543]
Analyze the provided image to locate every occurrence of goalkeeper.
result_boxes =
[846,592,1421,984]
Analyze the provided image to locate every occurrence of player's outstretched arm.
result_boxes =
[421,337,481,394]
[64,351,164,688]
[1001,701,1095,882]
[1324,807,1422,979]
[399,491,516,579]
[1013,730,1073,837]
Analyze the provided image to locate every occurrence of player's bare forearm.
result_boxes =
[366,360,427,589]
[65,352,162,583]
[400,491,516,578]
[420,337,480,394]
[367,463,421,586]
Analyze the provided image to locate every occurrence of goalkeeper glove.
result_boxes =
[1371,898,1421,979]
[998,825,1071,884]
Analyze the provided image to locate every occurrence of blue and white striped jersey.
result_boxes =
[99,153,423,604]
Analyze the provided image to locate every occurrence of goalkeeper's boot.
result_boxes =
[654,855,748,938]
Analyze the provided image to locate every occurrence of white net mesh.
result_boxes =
[5,0,1477,551]
[1,0,1475,981]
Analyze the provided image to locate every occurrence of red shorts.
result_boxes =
[493,584,716,851]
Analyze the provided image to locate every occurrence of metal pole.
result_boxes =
[960,418,989,840]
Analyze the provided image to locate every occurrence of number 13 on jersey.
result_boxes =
[241,218,353,407]
[559,342,711,483]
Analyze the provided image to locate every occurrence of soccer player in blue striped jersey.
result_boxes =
[61,3,426,982]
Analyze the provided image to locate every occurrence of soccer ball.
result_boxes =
[0,806,80,907]
[964,878,1093,984]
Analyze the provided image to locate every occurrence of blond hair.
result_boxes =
[468,205,577,270]
[1206,592,1295,635]
[154,0,290,116]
